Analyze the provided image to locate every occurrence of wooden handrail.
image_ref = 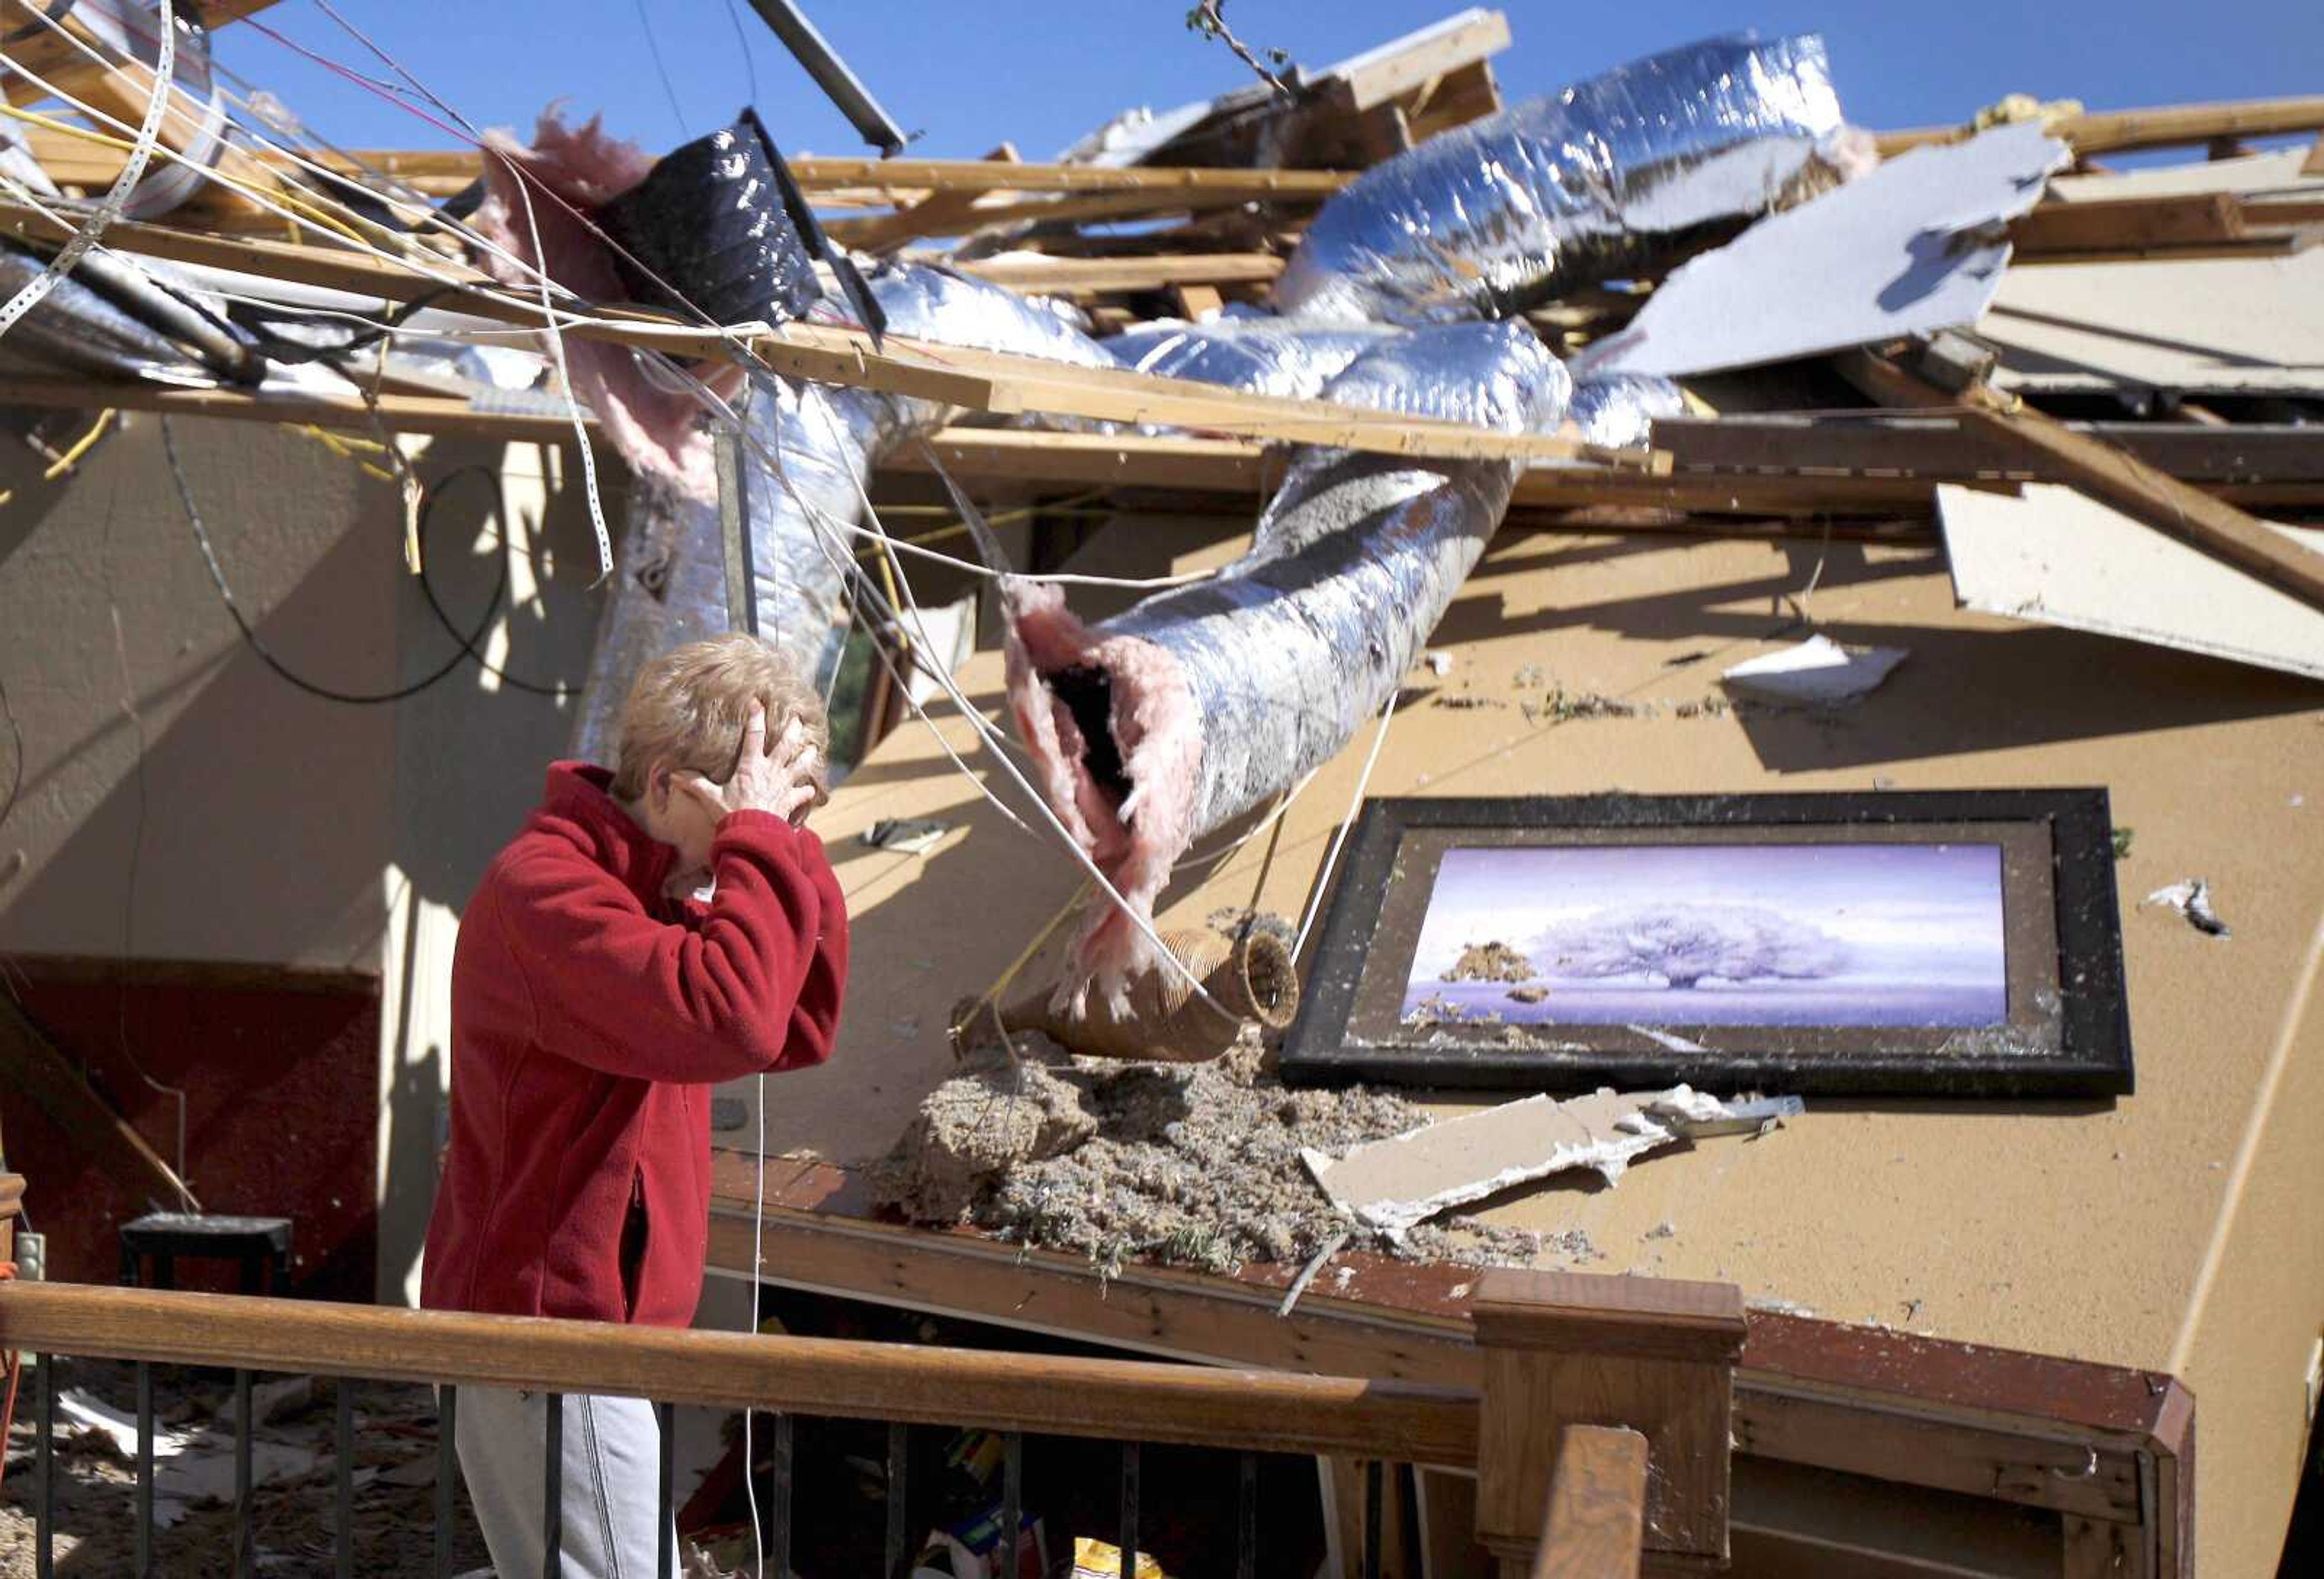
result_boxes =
[0,1281,1477,1464]
[1532,1426,1647,1579]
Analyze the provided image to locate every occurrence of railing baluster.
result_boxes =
[543,1392,565,1579]
[884,1420,910,1578]
[35,1354,54,1579]
[435,1385,458,1578]
[1236,1450,1258,1579]
[135,1361,154,1579]
[1362,1459,1384,1579]
[769,1410,795,1579]
[656,1400,675,1579]
[234,1367,254,1578]
[1120,1441,1140,1578]
[335,1381,355,1579]
[999,1430,1023,1579]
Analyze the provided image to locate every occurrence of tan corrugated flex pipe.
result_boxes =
[999,928,1300,1063]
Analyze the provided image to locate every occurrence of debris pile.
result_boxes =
[874,1032,1550,1274]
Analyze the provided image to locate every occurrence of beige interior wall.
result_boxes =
[0,412,401,967]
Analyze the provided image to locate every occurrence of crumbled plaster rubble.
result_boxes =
[872,1031,1563,1276]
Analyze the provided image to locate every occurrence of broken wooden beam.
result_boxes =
[948,252,1285,297]
[0,993,197,1212]
[1879,93,2324,157]
[1322,7,1512,116]
[0,200,1647,469]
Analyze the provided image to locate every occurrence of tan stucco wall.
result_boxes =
[0,412,619,1303]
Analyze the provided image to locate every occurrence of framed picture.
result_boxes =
[1280,791,2133,1097]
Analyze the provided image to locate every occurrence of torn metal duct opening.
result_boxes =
[1274,33,1863,325]
[999,927,1300,1063]
[1005,323,1572,1009]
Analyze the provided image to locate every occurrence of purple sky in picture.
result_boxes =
[1406,841,2007,993]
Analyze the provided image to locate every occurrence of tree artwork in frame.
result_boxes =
[1279,791,2133,1097]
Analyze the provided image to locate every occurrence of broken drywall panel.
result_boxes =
[1720,634,1909,705]
[1938,483,2324,681]
[1982,151,2324,398]
[1589,121,2069,377]
[2144,879,2232,939]
[1301,1086,1797,1236]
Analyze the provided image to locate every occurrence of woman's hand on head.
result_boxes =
[673,701,825,829]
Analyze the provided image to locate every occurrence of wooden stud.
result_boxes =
[1877,93,2324,157]
[844,143,1019,254]
[1324,10,1511,116]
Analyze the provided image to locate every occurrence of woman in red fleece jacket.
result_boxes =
[421,634,847,1577]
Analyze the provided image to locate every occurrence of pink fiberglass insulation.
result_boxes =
[1006,323,1572,1011]
[472,110,741,502]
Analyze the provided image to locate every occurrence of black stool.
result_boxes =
[119,1212,292,1294]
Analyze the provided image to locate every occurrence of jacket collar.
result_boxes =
[536,761,677,907]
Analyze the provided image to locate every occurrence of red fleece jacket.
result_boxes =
[420,762,846,1327]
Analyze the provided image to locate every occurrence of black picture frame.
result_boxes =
[1279,790,2133,1097]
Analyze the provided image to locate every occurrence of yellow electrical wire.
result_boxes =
[0,100,373,247]
[41,407,117,479]
[278,422,398,483]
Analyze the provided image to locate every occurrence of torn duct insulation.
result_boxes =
[472,111,744,503]
[1275,34,1864,325]
[1006,324,1572,1008]
[570,261,1115,761]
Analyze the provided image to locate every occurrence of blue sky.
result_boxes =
[225,2,2322,164]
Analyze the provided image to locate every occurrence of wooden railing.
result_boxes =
[0,1266,1742,1578]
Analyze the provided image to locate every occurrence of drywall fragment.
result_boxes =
[862,817,954,855]
[2144,879,2231,939]
[1590,121,2069,377]
[1302,1087,1799,1237]
[1721,634,1908,705]
[1938,484,2324,681]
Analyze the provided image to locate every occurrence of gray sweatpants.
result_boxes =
[453,1386,681,1578]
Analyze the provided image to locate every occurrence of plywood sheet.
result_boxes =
[1983,149,2324,395]
[1939,482,2324,679]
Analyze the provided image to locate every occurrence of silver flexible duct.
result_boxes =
[1104,316,1397,400]
[570,261,1115,761]
[1006,323,1572,1006]
[1568,373,1687,448]
[1275,34,1853,324]
[0,245,212,382]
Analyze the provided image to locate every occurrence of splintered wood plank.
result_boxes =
[842,143,1019,254]
[1531,1427,1647,1579]
[0,202,1644,468]
[1325,8,1512,115]
[1879,93,2324,157]
[2009,192,2247,254]
[950,251,1285,295]
[0,994,195,1212]
[0,376,596,442]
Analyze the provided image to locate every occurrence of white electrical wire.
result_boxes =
[1294,686,1401,959]
[0,0,174,341]
[504,157,615,580]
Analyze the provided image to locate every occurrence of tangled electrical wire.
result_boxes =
[160,417,577,706]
